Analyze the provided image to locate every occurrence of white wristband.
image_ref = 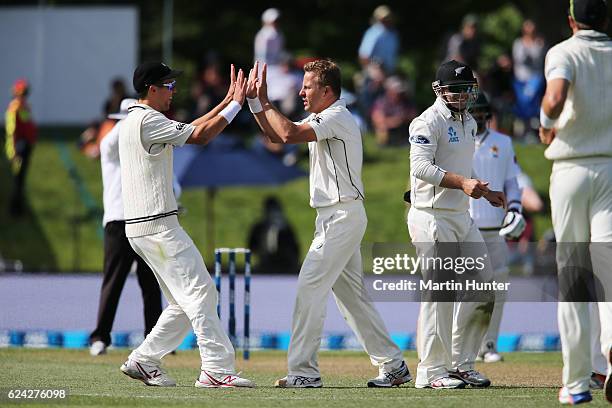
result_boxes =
[247,97,263,114]
[219,101,242,123]
[540,108,558,129]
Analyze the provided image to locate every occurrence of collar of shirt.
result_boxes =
[128,103,153,112]
[574,29,611,42]
[433,97,465,121]
[312,98,346,120]
[475,129,490,147]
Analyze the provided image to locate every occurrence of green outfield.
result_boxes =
[1,348,607,407]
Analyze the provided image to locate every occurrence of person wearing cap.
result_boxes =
[254,8,285,67]
[407,60,505,389]
[358,5,400,74]
[118,61,255,388]
[538,0,612,404]
[246,59,411,389]
[4,78,37,216]
[89,98,163,357]
[468,93,525,364]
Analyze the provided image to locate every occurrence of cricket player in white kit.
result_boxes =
[246,60,410,388]
[468,93,526,363]
[118,61,255,388]
[407,60,506,389]
[538,0,612,404]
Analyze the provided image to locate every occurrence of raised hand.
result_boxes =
[232,69,247,105]
[224,64,237,103]
[246,61,259,99]
[256,63,269,102]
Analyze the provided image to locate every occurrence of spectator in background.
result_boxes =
[483,53,515,134]
[356,5,399,129]
[512,19,546,140]
[371,76,417,146]
[358,5,399,75]
[5,79,37,216]
[445,14,481,72]
[103,78,128,117]
[247,196,300,274]
[89,98,163,356]
[255,8,285,67]
[190,60,228,120]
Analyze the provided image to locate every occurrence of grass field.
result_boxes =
[1,348,608,407]
[0,128,552,272]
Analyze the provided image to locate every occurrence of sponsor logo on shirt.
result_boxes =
[312,116,322,124]
[491,145,499,158]
[409,135,431,145]
[448,127,459,143]
[175,122,186,131]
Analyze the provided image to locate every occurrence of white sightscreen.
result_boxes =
[0,6,138,125]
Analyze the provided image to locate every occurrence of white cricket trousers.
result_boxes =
[407,207,493,385]
[287,200,404,377]
[550,158,612,394]
[478,230,509,354]
[127,227,235,374]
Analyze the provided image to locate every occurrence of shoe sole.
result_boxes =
[415,382,466,389]
[367,375,412,388]
[120,365,176,387]
[606,348,612,403]
[449,374,491,388]
[274,379,322,388]
[195,381,245,388]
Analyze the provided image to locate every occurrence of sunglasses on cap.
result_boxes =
[154,80,177,91]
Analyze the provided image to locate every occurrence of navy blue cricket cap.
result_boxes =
[570,0,608,27]
[133,61,183,93]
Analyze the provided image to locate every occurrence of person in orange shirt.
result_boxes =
[5,79,37,216]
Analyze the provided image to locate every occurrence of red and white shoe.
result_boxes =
[120,359,176,387]
[195,370,256,388]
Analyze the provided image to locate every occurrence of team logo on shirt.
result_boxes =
[448,127,459,143]
[175,122,186,131]
[312,116,322,124]
[491,145,499,158]
[409,135,431,145]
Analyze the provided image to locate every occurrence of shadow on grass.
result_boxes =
[0,149,57,270]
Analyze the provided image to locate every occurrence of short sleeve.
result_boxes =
[545,46,574,82]
[309,110,339,141]
[141,111,195,153]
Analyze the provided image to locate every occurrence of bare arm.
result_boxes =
[186,66,247,145]
[247,62,316,144]
[539,78,569,145]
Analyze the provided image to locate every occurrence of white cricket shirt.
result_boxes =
[409,97,477,212]
[119,104,195,237]
[300,99,365,208]
[544,30,612,161]
[100,121,124,226]
[469,129,520,228]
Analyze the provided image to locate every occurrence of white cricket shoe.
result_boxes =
[483,351,504,363]
[415,376,466,389]
[367,361,412,388]
[274,375,322,388]
[120,359,176,387]
[449,369,491,387]
[89,341,107,356]
[195,371,255,388]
